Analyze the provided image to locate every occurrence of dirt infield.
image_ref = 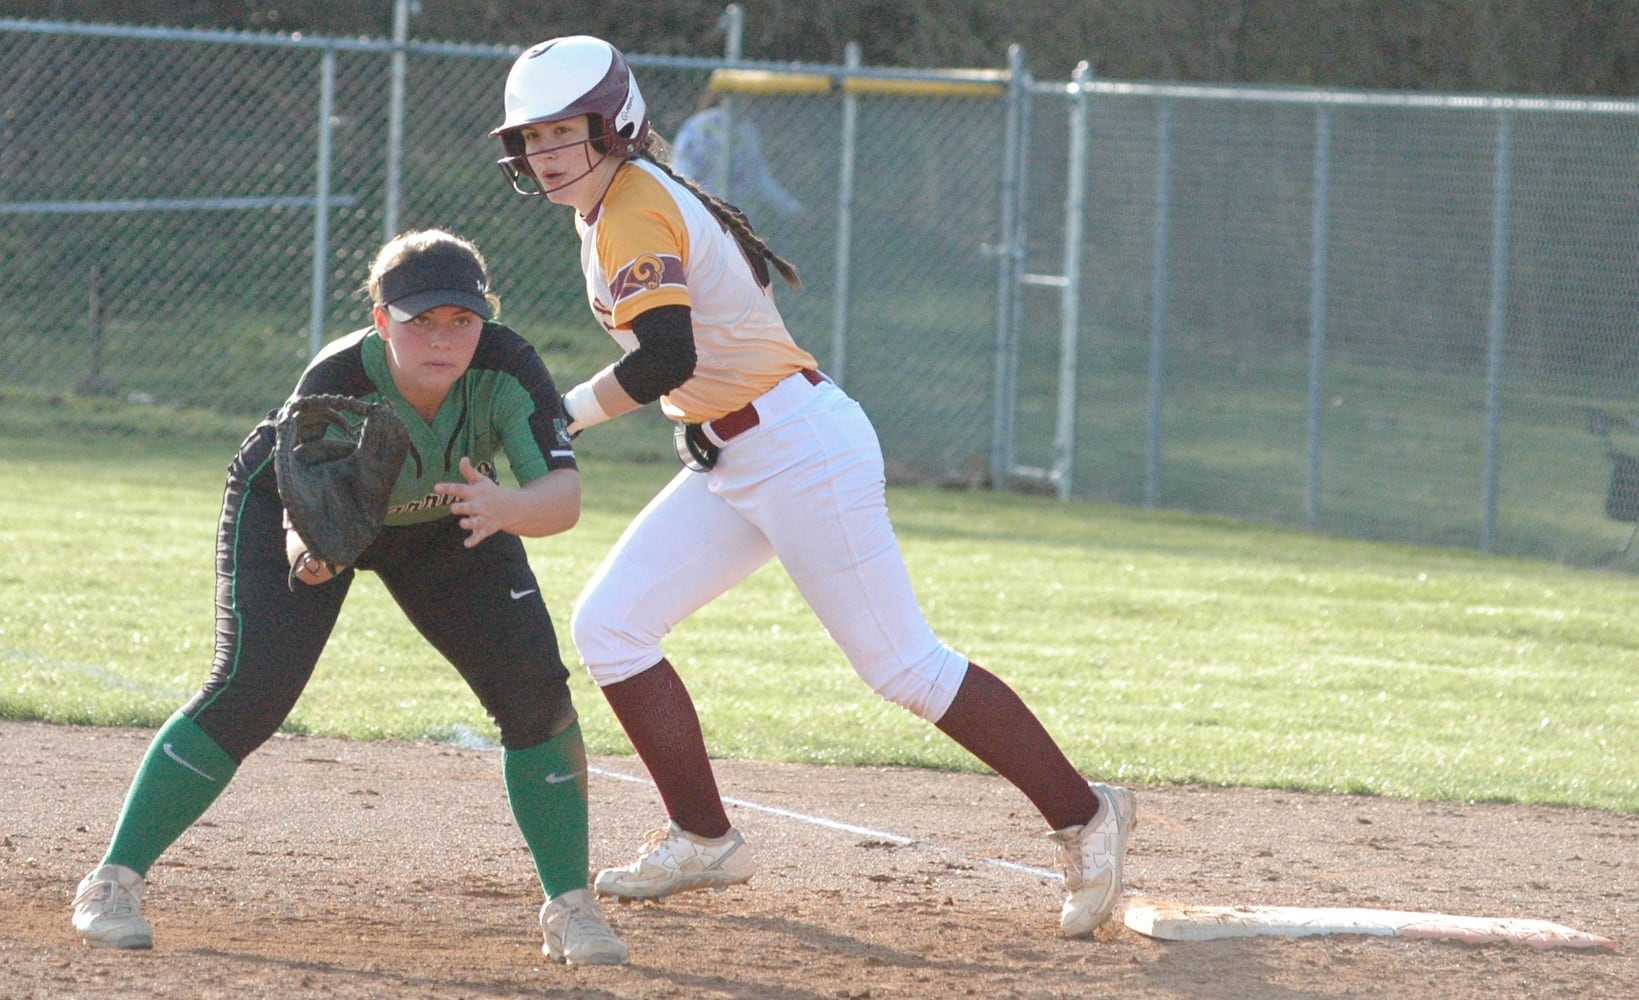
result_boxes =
[3,720,1632,999]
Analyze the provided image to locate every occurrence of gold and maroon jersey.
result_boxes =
[576,158,816,423]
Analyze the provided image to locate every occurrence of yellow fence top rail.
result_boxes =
[708,67,1007,99]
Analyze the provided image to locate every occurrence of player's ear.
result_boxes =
[372,304,391,335]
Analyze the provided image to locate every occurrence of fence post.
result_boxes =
[87,262,105,391]
[384,0,410,241]
[715,5,743,201]
[1144,100,1173,508]
[308,46,336,359]
[831,42,861,388]
[1305,107,1333,528]
[1481,110,1513,553]
[990,45,1027,491]
[1051,61,1091,501]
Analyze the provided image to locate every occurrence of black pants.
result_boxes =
[182,425,575,762]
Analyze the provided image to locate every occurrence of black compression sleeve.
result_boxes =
[613,305,697,404]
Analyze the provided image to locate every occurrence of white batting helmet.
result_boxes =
[492,36,649,159]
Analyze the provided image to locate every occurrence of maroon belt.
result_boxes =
[705,369,824,443]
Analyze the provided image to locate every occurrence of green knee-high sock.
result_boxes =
[503,722,591,900]
[102,711,239,877]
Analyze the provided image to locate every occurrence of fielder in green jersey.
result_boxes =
[70,229,629,967]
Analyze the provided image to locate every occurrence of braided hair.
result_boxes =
[635,132,801,292]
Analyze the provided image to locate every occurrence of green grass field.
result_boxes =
[3,400,1636,814]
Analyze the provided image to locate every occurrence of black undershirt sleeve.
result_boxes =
[612,304,697,405]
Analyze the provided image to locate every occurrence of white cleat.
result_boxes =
[72,863,154,949]
[540,888,629,966]
[1050,782,1138,937]
[594,821,756,900]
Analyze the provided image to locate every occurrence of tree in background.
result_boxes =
[7,0,1636,95]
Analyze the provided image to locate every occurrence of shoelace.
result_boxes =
[559,902,617,943]
[77,880,137,916]
[1054,822,1118,891]
[1054,838,1088,887]
[627,825,684,865]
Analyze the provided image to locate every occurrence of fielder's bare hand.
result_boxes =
[435,457,581,547]
[284,525,343,585]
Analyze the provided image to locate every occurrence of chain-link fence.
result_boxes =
[1042,84,1639,563]
[5,17,1639,567]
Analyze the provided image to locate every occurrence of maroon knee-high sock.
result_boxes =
[599,658,732,839]
[934,663,1099,830]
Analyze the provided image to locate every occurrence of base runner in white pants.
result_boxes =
[491,35,1137,938]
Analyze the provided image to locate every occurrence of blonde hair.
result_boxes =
[364,229,503,318]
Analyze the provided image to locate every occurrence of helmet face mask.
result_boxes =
[492,36,650,196]
[496,130,604,197]
[496,130,538,196]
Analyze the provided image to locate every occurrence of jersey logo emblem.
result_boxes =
[610,253,684,302]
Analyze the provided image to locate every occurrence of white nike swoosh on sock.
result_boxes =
[162,742,217,782]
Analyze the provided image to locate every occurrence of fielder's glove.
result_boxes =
[273,394,411,585]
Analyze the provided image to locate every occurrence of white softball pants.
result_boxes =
[571,371,969,722]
